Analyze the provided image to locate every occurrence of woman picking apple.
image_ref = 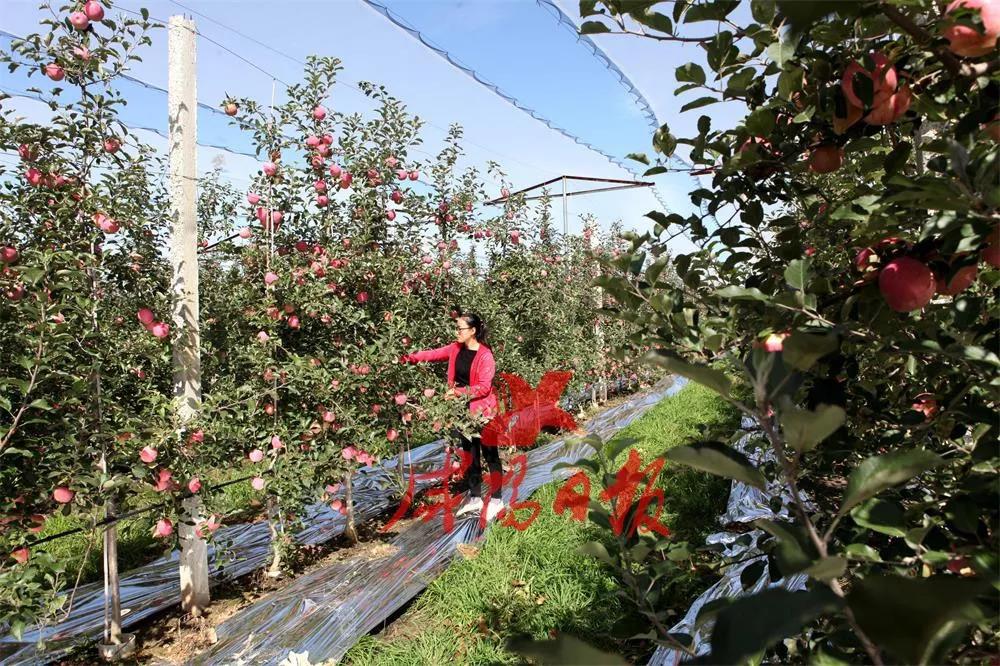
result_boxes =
[400,312,505,521]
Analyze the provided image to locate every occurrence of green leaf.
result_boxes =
[757,519,817,574]
[579,0,600,18]
[580,20,611,34]
[850,499,906,537]
[848,575,989,665]
[726,67,756,94]
[750,0,776,24]
[706,587,843,664]
[766,37,795,68]
[844,543,883,562]
[604,436,637,464]
[675,62,707,86]
[745,107,776,136]
[645,210,671,227]
[577,541,615,565]
[838,450,944,516]
[684,0,740,23]
[803,556,847,582]
[643,166,668,176]
[507,634,629,666]
[626,152,650,165]
[784,257,812,290]
[680,96,718,113]
[740,559,767,589]
[665,441,766,490]
[653,124,677,157]
[643,351,732,396]
[632,10,673,34]
[645,257,669,285]
[777,66,803,99]
[716,286,772,302]
[781,332,838,371]
[778,400,845,453]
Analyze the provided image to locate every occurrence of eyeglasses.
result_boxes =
[456,326,473,332]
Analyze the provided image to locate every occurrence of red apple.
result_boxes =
[84,1,105,21]
[1,246,18,264]
[224,102,238,116]
[313,105,327,120]
[936,265,978,295]
[139,446,158,464]
[53,486,75,503]
[153,518,173,538]
[69,11,90,30]
[103,137,121,154]
[44,63,64,81]
[943,0,1000,56]
[982,225,1000,268]
[17,144,36,161]
[387,428,399,441]
[912,393,939,419]
[808,145,843,174]
[11,547,30,565]
[879,257,936,312]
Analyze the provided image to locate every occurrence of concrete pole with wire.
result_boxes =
[561,176,568,236]
[168,14,209,616]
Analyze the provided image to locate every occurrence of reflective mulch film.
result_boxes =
[647,426,812,665]
[197,378,686,665]
[1,377,681,665]
[0,439,450,665]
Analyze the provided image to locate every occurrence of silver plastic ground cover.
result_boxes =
[647,425,813,666]
[0,438,450,665]
[0,376,673,665]
[197,377,687,665]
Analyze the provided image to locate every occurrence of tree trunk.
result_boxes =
[344,471,358,545]
[266,497,283,578]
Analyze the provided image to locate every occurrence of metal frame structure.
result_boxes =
[483,175,654,235]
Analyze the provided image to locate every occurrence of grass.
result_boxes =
[345,382,739,665]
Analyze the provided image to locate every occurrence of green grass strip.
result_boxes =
[345,382,739,665]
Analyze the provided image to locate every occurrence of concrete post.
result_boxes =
[168,14,209,616]
[561,176,568,236]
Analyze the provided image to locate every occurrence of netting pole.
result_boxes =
[168,14,209,617]
[561,176,568,236]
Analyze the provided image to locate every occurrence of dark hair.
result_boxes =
[460,312,489,344]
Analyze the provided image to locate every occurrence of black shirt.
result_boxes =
[455,347,477,387]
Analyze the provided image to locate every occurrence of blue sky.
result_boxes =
[1,0,752,251]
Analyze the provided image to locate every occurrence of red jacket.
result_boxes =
[401,343,497,418]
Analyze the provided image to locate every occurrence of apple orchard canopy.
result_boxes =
[1,0,716,243]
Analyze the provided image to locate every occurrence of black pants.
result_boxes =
[453,429,502,499]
